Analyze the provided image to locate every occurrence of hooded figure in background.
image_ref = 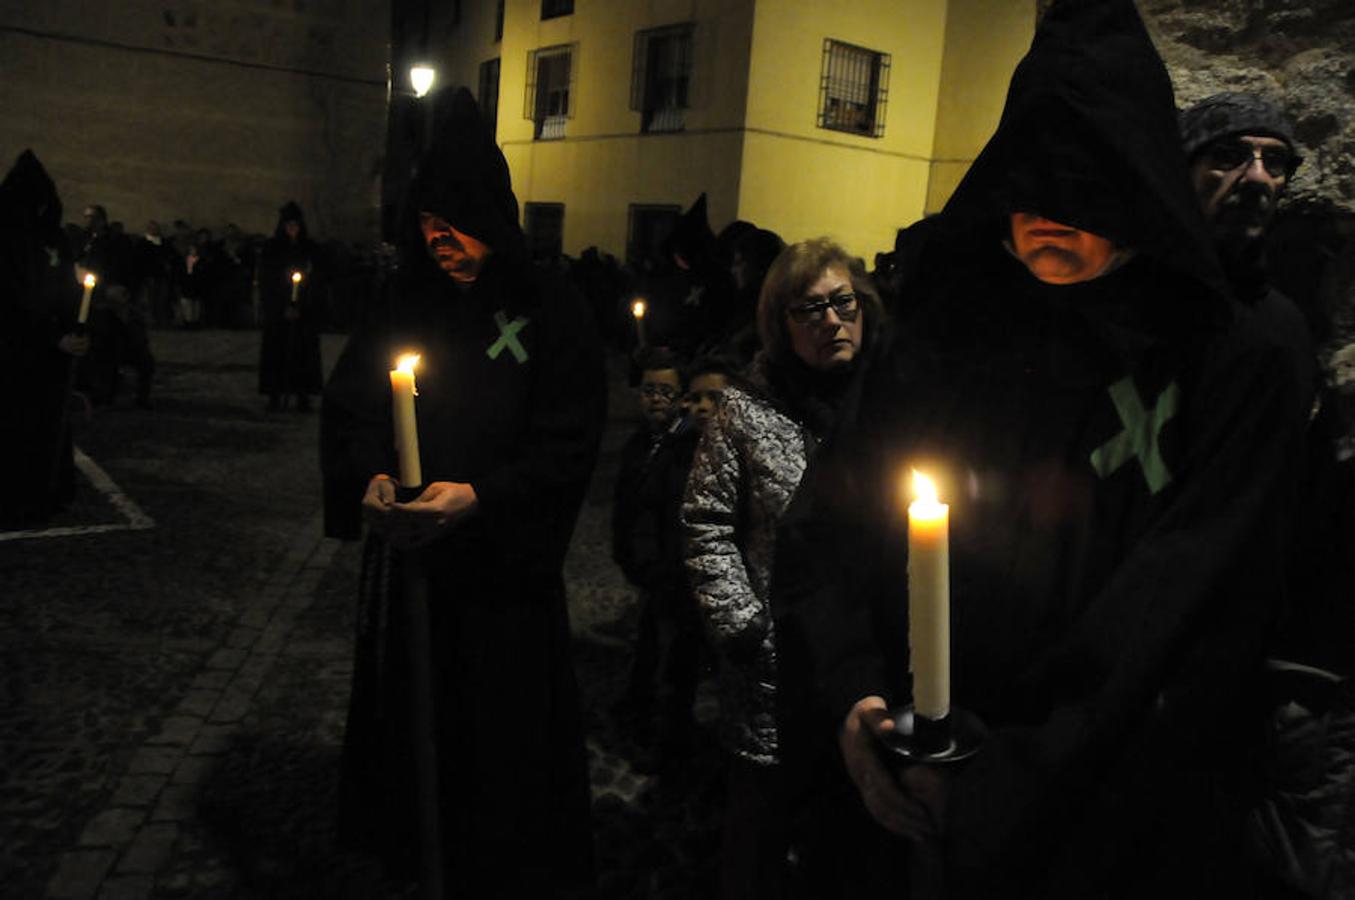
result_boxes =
[321,87,604,896]
[638,193,737,360]
[0,150,85,527]
[772,1,1312,896]
[258,201,323,411]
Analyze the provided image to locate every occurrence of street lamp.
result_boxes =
[410,64,436,98]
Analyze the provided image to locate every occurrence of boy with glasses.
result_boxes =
[611,346,704,774]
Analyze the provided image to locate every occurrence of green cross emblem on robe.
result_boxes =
[1089,377,1180,495]
[486,310,530,364]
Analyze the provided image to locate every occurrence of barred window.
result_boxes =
[541,0,572,20]
[524,44,575,140]
[626,204,681,269]
[631,24,694,134]
[478,57,500,135]
[818,39,890,138]
[524,203,565,262]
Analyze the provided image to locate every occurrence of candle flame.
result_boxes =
[395,353,420,375]
[912,469,939,505]
[632,299,646,319]
[82,273,97,288]
[291,271,303,284]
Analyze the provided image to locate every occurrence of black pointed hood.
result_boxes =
[659,192,715,267]
[939,0,1229,309]
[0,149,62,235]
[403,87,524,265]
[273,201,309,241]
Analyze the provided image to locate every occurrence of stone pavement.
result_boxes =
[0,328,726,899]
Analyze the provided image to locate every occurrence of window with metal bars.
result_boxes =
[541,0,572,20]
[479,57,500,135]
[631,24,694,134]
[818,39,889,138]
[626,204,681,269]
[524,203,565,261]
[524,44,574,140]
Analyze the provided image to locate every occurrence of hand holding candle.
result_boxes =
[631,299,647,348]
[389,354,423,489]
[78,272,97,325]
[290,270,303,304]
[907,470,950,722]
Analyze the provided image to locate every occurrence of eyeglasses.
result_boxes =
[638,384,678,400]
[1203,140,1298,178]
[787,292,860,325]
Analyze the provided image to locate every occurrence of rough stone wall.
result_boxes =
[0,0,390,242]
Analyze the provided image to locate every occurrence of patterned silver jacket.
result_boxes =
[682,384,815,764]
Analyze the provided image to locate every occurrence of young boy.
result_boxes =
[682,355,734,430]
[611,347,702,772]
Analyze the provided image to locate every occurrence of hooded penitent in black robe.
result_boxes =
[772,2,1313,897]
[258,201,323,401]
[0,150,80,527]
[322,88,605,895]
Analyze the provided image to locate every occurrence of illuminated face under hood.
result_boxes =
[939,0,1229,309]
[403,87,524,266]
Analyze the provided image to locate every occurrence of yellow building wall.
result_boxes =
[425,0,505,105]
[495,0,757,257]
[926,0,1035,214]
[737,0,949,260]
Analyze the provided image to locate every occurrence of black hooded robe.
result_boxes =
[772,2,1312,896]
[258,202,323,400]
[322,88,605,895]
[0,150,81,527]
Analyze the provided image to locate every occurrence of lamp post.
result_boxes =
[410,63,437,150]
[409,64,436,98]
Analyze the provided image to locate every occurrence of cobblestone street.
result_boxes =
[0,329,724,900]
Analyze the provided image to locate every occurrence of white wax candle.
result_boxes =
[907,470,950,720]
[78,273,96,324]
[389,354,423,488]
[631,299,647,348]
[290,271,302,304]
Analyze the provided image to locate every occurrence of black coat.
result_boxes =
[321,87,606,894]
[257,210,323,396]
[772,1,1313,896]
[612,416,700,592]
[0,150,80,526]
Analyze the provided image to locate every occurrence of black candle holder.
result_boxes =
[877,703,987,765]
[395,484,423,503]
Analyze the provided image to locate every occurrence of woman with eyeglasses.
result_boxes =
[682,237,885,898]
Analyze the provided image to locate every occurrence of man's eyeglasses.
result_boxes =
[1203,140,1298,179]
[638,384,678,400]
[787,292,860,325]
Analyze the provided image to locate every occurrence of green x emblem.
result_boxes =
[1089,377,1180,495]
[486,310,530,364]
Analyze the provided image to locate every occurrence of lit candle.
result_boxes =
[631,299,647,348]
[907,470,950,721]
[389,354,423,488]
[78,273,97,325]
[290,270,303,304]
